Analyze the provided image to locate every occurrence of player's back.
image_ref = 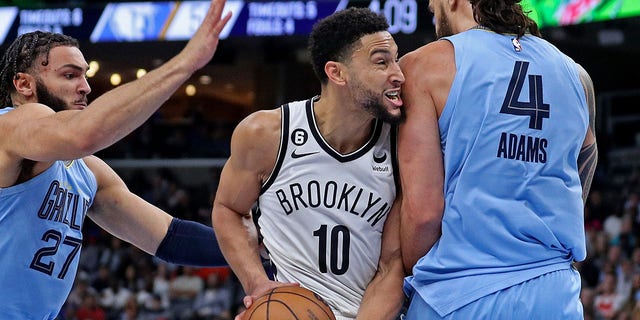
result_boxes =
[408,29,589,316]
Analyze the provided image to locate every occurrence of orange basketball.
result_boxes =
[241,286,337,320]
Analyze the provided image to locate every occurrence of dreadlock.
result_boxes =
[0,31,79,107]
[468,0,541,38]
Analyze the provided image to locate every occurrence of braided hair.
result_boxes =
[308,7,389,85]
[0,31,79,107]
[468,0,541,38]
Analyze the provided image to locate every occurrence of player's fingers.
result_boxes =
[279,282,300,288]
[216,11,233,35]
[243,295,253,308]
[201,0,232,38]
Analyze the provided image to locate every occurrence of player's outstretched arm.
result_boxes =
[5,0,232,163]
[77,0,233,154]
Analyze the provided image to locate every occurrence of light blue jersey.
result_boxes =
[405,29,589,317]
[0,107,97,319]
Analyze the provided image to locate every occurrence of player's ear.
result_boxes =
[13,72,35,97]
[450,0,464,11]
[450,0,469,13]
[325,61,346,85]
[448,0,456,10]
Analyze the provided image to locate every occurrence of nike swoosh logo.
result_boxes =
[373,153,387,163]
[291,150,319,159]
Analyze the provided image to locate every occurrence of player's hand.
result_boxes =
[234,281,300,320]
[179,0,232,73]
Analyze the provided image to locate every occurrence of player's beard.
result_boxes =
[435,4,454,39]
[362,96,404,125]
[356,87,404,125]
[35,78,69,112]
[348,72,404,125]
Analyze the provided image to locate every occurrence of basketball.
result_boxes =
[241,286,336,320]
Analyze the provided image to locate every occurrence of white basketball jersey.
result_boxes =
[257,97,397,319]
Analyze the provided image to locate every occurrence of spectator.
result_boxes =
[100,277,133,318]
[581,286,597,320]
[153,262,173,309]
[92,264,113,293]
[586,190,611,231]
[619,272,640,319]
[123,264,144,292]
[76,292,106,320]
[136,274,157,310]
[168,266,204,319]
[66,273,98,317]
[617,258,635,300]
[604,210,625,242]
[119,296,139,320]
[99,237,128,276]
[139,293,171,320]
[192,272,233,319]
[594,271,627,319]
[616,214,638,258]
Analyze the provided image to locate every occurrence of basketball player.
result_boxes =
[0,0,231,318]
[397,0,598,318]
[211,8,405,320]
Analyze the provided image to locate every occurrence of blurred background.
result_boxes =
[1,0,639,319]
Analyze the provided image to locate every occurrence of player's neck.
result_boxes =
[313,96,375,155]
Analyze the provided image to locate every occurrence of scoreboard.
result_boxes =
[0,0,429,45]
[1,0,637,45]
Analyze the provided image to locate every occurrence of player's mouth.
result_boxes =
[385,89,402,108]
[71,100,88,110]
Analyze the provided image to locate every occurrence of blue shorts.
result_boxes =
[404,268,583,320]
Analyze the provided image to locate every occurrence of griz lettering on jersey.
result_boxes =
[275,180,390,227]
[36,180,90,230]
[496,132,547,163]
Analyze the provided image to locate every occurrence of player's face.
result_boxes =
[431,0,454,38]
[33,46,91,111]
[347,31,405,125]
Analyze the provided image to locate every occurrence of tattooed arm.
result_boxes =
[576,63,598,204]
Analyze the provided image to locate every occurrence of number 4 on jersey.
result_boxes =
[500,61,550,130]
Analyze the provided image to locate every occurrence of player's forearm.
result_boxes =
[578,139,598,204]
[359,209,404,320]
[358,292,404,320]
[223,240,267,294]
[400,198,442,274]
[212,205,267,293]
[357,259,405,319]
[401,221,441,274]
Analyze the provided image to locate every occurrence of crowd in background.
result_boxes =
[578,167,640,320]
[54,116,640,320]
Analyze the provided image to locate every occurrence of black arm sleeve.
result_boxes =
[155,218,227,267]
